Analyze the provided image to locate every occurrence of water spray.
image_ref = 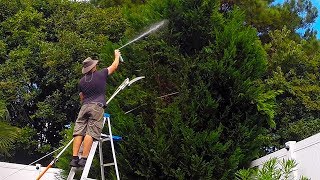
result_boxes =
[118,20,168,62]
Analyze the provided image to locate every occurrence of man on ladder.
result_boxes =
[70,49,121,167]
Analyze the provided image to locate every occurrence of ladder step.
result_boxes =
[101,138,111,142]
[112,136,122,141]
[100,135,122,142]
[71,167,84,171]
[103,163,115,167]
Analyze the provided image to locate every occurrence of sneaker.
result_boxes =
[69,158,79,167]
[78,158,87,167]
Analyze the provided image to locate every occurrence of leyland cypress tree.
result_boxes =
[107,0,277,179]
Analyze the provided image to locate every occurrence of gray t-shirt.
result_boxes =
[79,68,109,105]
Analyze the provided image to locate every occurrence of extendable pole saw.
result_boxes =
[107,76,145,104]
[118,20,168,62]
[36,76,144,180]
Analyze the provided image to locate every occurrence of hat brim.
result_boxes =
[82,60,98,74]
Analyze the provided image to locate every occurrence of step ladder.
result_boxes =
[67,113,121,180]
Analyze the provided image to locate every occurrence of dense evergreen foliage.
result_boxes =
[0,0,319,179]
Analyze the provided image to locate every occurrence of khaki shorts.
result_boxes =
[73,103,104,140]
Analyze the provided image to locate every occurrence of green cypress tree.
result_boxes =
[107,0,278,179]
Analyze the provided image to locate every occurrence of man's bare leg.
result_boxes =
[82,134,93,158]
[73,135,84,156]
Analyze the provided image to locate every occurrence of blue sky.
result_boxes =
[273,0,320,38]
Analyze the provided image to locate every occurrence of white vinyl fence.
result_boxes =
[251,133,320,179]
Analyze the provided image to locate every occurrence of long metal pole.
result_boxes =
[36,138,74,180]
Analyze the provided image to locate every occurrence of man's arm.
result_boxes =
[107,49,121,75]
[79,92,84,102]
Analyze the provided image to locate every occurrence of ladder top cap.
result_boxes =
[104,113,110,117]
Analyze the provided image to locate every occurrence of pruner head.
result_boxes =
[119,78,130,90]
[128,76,145,86]
[115,76,144,92]
[106,76,145,106]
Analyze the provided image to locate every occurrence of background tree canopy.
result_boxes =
[0,0,319,179]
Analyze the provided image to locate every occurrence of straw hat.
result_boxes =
[82,57,98,74]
